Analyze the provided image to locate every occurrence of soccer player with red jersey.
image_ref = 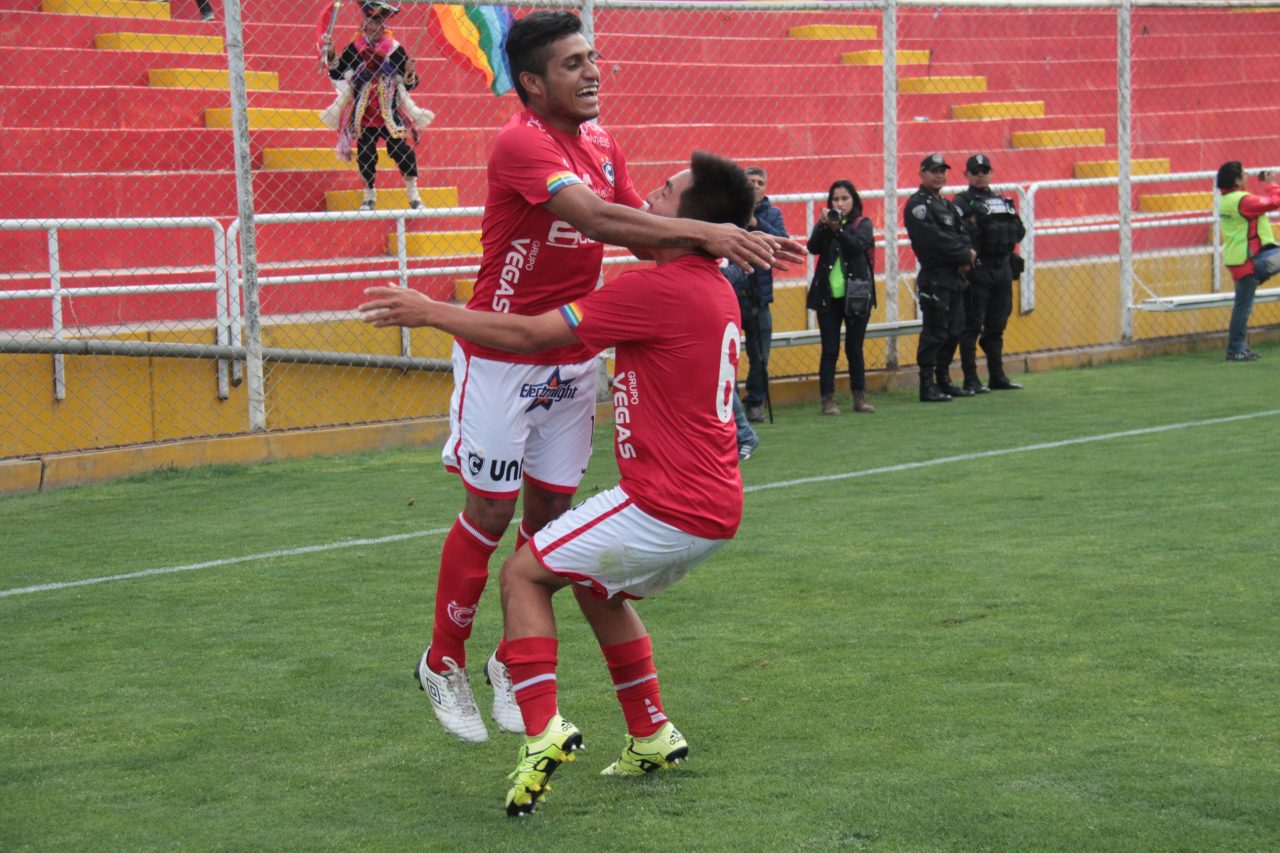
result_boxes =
[361,150,752,816]
[407,9,796,745]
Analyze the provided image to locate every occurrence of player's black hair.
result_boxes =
[827,179,863,218]
[1217,160,1244,191]
[506,11,584,105]
[677,151,754,228]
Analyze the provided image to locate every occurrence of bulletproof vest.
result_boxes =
[970,194,1022,257]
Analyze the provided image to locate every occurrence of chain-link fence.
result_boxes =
[3,0,1279,464]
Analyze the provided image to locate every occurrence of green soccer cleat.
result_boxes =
[600,721,689,777]
[504,715,584,817]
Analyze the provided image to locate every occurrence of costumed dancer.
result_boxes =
[321,0,435,210]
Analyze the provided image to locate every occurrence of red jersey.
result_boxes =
[464,109,644,365]
[560,254,744,540]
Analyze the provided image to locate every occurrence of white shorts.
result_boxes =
[530,486,728,600]
[442,343,597,499]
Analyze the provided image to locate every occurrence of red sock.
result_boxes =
[602,635,667,738]
[427,514,500,672]
[504,636,559,735]
[514,523,532,553]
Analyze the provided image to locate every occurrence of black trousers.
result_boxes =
[357,126,417,188]
[959,266,1013,379]
[815,301,870,394]
[916,286,965,374]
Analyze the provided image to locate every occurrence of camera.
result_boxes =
[826,208,840,222]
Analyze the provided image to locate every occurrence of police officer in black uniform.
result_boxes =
[952,154,1028,392]
[904,154,976,402]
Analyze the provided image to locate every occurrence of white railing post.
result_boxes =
[1117,0,1134,342]
[47,228,66,401]
[882,0,900,369]
[1017,185,1035,314]
[223,0,267,431]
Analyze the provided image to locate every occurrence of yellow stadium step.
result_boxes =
[842,49,931,66]
[951,101,1045,120]
[95,31,223,53]
[453,279,475,302]
[788,24,877,40]
[261,148,377,171]
[1011,128,1106,148]
[149,68,278,91]
[326,187,459,211]
[205,108,326,130]
[899,76,986,95]
[398,231,483,257]
[43,0,169,19]
[1074,158,1171,179]
[1138,191,1212,213]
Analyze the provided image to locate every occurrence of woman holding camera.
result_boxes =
[807,180,877,416]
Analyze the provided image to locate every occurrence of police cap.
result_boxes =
[966,154,992,173]
[920,153,951,172]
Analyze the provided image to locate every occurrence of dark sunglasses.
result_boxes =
[969,166,992,175]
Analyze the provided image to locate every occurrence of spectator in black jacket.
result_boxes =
[733,167,789,423]
[806,180,877,416]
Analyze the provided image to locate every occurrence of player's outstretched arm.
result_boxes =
[357,286,575,354]
[547,184,778,271]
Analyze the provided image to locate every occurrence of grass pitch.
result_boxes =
[2,343,1278,851]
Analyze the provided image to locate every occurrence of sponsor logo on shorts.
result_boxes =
[521,367,580,412]
[487,458,523,483]
[467,452,483,476]
[447,600,477,628]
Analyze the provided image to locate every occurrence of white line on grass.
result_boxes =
[0,528,452,599]
[744,408,1280,494]
[4,408,1277,599]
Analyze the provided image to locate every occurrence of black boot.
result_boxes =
[963,372,990,394]
[919,370,952,403]
[936,370,974,398]
[989,374,1024,390]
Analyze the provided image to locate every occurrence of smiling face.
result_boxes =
[921,166,949,193]
[967,165,992,190]
[521,33,600,133]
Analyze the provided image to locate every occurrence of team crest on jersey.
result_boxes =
[520,367,580,412]
[602,161,615,186]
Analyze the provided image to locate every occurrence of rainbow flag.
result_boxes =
[428,4,514,96]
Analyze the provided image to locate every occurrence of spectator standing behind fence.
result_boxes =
[734,167,788,423]
[321,1,435,211]
[1216,160,1280,362]
[806,180,877,416]
[720,263,762,459]
[195,0,214,22]
[904,154,976,403]
[952,154,1027,392]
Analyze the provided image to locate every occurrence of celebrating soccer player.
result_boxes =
[362,149,753,816]
[400,9,800,747]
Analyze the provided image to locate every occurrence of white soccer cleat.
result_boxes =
[416,647,488,743]
[485,650,525,734]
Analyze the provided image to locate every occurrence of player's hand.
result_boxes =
[358,285,437,328]
[706,224,775,272]
[764,234,806,270]
[1260,170,1275,183]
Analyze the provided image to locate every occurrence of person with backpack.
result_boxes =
[806,180,877,416]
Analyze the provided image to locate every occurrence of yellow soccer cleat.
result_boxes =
[504,715,584,817]
[600,721,689,777]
